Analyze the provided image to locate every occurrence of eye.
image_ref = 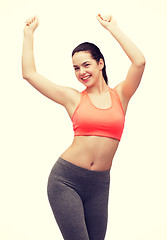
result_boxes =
[74,67,79,71]
[85,64,90,67]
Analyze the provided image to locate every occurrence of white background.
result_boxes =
[1,0,167,239]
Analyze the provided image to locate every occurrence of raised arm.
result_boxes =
[22,16,79,111]
[97,14,146,108]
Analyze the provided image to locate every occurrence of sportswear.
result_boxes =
[71,88,125,141]
[47,157,110,240]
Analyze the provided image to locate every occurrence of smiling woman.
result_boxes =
[22,14,145,240]
[72,41,108,85]
[72,51,104,87]
[73,60,92,82]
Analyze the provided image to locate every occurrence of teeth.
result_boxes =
[82,75,91,80]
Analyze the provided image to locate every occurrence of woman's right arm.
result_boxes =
[22,16,79,109]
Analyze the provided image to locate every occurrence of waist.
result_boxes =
[56,157,110,181]
[61,135,119,171]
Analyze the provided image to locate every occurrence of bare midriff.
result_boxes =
[60,135,119,171]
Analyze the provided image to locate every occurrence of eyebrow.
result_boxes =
[73,61,91,68]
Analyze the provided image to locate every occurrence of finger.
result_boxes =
[25,17,32,23]
[25,15,37,25]
[97,13,103,20]
[96,14,103,23]
[34,15,39,25]
[97,13,112,22]
[106,16,112,22]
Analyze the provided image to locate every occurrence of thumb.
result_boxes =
[32,15,39,28]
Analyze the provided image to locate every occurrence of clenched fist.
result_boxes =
[24,16,39,33]
[96,14,117,30]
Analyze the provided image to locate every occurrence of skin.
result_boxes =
[22,14,145,171]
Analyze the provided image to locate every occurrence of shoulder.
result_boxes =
[113,84,129,115]
[63,87,82,106]
[63,87,85,118]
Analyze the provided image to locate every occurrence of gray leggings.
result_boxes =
[47,157,110,240]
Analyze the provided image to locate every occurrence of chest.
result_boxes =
[73,91,125,127]
[87,92,112,109]
[72,89,125,140]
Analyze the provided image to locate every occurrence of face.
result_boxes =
[72,51,104,87]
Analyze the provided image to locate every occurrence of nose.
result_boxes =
[80,67,86,75]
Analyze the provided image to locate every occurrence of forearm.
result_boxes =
[108,25,146,66]
[22,29,36,78]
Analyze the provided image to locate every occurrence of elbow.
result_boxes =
[22,72,28,80]
[134,57,146,68]
[22,67,29,80]
[22,69,35,81]
[22,73,33,81]
[140,57,146,67]
[22,74,30,81]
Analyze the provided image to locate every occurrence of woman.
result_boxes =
[22,14,145,240]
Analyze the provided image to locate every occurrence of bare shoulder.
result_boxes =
[62,86,82,118]
[114,83,129,115]
[63,86,81,106]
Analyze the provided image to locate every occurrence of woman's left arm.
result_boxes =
[97,14,146,102]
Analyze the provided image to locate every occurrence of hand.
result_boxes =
[96,14,117,30]
[24,16,39,33]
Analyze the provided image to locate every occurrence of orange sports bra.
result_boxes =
[71,88,125,141]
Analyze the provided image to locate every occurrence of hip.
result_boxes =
[48,157,110,201]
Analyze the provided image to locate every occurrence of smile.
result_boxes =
[81,75,91,81]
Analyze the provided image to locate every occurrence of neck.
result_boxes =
[86,77,109,94]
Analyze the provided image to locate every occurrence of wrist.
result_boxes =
[107,24,120,35]
[23,27,34,36]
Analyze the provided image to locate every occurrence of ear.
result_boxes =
[98,58,104,70]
